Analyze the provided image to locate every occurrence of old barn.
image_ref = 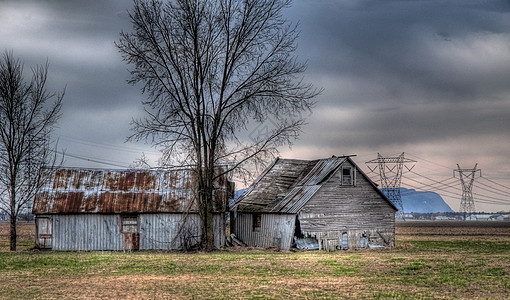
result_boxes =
[32,167,234,251]
[231,156,397,251]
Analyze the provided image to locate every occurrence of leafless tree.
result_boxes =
[117,0,320,251]
[0,51,64,251]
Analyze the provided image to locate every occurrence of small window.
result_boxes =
[252,213,262,232]
[341,166,354,185]
[121,215,139,233]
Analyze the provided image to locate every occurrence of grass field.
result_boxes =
[0,221,509,299]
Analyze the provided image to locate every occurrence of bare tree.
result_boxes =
[0,51,64,251]
[117,0,320,251]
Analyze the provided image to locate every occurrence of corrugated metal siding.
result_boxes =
[140,214,201,250]
[234,213,295,250]
[52,214,122,251]
[140,214,224,250]
[213,213,226,249]
[46,213,225,251]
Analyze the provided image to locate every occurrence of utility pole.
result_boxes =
[454,164,481,220]
[366,153,416,219]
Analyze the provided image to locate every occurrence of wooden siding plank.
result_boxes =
[298,160,395,249]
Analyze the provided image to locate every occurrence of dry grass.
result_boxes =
[396,220,510,241]
[0,221,35,251]
[0,221,509,299]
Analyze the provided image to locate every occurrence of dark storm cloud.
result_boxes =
[290,0,510,104]
[2,0,510,211]
[0,0,148,166]
[283,0,510,151]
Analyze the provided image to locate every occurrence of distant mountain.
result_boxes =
[233,187,453,213]
[385,188,454,213]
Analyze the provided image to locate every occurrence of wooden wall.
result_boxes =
[298,160,396,250]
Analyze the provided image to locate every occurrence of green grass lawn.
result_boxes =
[0,222,509,299]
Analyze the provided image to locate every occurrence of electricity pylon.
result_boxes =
[454,164,481,218]
[366,153,416,219]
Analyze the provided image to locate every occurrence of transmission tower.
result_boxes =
[366,153,416,219]
[454,164,481,217]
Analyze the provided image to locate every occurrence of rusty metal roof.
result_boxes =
[232,156,396,213]
[33,167,233,214]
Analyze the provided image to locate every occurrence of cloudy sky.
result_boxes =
[2,0,510,212]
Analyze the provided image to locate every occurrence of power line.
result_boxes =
[54,150,130,169]
[402,176,460,195]
[402,170,510,207]
[402,179,508,206]
[58,134,160,155]
[405,153,452,171]
[405,172,458,190]
[473,181,510,198]
[479,176,510,193]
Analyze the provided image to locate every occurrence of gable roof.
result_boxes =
[232,156,396,213]
[33,167,232,214]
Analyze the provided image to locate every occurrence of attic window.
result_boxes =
[252,213,262,232]
[341,166,355,185]
[121,215,139,233]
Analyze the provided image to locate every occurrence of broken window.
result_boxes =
[252,213,262,232]
[121,215,139,233]
[294,215,304,238]
[341,232,348,249]
[341,166,355,185]
[360,234,367,248]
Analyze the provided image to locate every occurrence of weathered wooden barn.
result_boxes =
[32,167,234,251]
[230,156,397,251]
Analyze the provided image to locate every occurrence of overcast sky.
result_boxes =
[2,0,510,212]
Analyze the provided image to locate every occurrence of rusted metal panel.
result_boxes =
[33,168,232,214]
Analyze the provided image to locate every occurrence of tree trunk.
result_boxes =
[204,198,214,251]
[10,183,17,251]
[10,213,16,251]
[199,186,215,252]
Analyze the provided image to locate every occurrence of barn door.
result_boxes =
[36,217,52,249]
[121,215,140,251]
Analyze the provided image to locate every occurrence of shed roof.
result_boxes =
[33,167,232,214]
[232,156,396,213]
